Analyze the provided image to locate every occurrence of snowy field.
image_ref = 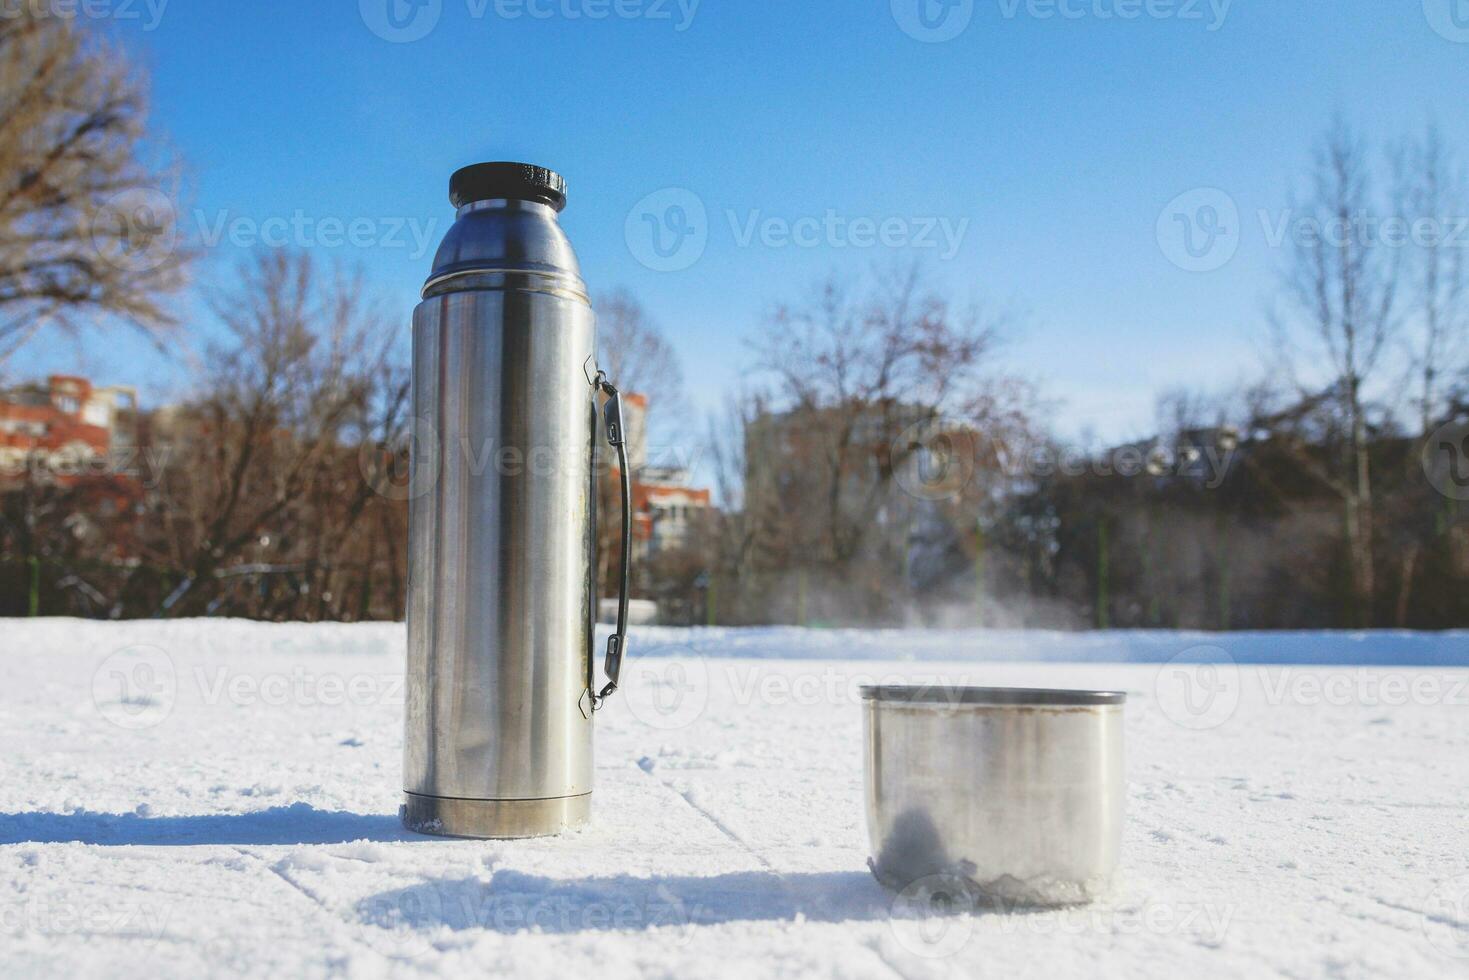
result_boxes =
[3,618,1468,978]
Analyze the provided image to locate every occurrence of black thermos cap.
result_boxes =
[449,162,567,212]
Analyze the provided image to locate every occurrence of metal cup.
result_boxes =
[862,685,1126,906]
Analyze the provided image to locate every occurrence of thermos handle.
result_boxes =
[592,371,632,708]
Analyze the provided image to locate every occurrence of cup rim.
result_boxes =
[859,684,1126,706]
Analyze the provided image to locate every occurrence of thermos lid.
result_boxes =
[449,162,567,212]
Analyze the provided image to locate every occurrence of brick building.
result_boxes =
[608,391,714,561]
[0,375,138,486]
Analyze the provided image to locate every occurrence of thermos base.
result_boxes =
[401,791,590,839]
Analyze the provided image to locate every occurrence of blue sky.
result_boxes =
[13,0,1469,441]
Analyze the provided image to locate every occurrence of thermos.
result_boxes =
[402,162,631,838]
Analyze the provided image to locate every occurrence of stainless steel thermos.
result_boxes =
[402,162,631,839]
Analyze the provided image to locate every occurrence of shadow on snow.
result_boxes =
[0,802,418,845]
[355,868,892,934]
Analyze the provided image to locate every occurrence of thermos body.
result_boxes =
[403,166,598,838]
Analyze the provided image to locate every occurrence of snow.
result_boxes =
[3,617,1468,978]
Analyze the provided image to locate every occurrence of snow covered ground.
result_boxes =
[3,618,1468,978]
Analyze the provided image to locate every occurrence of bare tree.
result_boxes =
[746,263,1019,607]
[594,287,686,425]
[1394,124,1467,434]
[1269,118,1400,624]
[0,11,189,363]
[146,250,401,618]
[1382,125,1469,625]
